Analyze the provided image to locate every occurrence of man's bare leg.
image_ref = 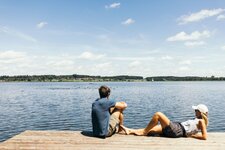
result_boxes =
[118,112,124,132]
[110,108,126,134]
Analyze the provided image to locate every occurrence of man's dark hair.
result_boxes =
[99,85,111,98]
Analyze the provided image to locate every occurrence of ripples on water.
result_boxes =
[0,82,225,142]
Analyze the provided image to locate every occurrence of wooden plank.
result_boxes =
[0,131,224,150]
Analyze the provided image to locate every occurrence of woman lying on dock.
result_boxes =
[121,104,208,140]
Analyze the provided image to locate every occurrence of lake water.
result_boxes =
[0,82,225,142]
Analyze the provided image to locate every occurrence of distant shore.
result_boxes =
[0,74,225,82]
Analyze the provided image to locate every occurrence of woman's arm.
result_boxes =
[190,119,207,140]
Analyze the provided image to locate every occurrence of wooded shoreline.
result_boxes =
[1,74,225,82]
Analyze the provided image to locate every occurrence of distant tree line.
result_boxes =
[145,76,225,81]
[0,74,143,82]
[0,74,224,82]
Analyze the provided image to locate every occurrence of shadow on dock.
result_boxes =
[80,130,94,137]
[81,131,110,139]
[80,130,163,137]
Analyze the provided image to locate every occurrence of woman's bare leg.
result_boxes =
[127,112,170,135]
[148,125,162,135]
[119,125,137,135]
[120,125,162,135]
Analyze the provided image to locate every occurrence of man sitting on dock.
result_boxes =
[92,85,127,138]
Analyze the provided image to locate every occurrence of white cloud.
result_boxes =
[184,41,206,47]
[0,50,28,65]
[179,60,192,65]
[221,45,225,50]
[167,30,211,42]
[0,50,26,59]
[129,61,141,67]
[178,8,225,24]
[76,62,115,76]
[0,26,37,42]
[37,22,48,29]
[122,18,135,25]
[46,60,74,67]
[217,14,225,20]
[78,51,105,60]
[1,50,224,77]
[179,66,190,71]
[36,55,82,74]
[105,3,120,9]
[94,62,111,69]
[111,56,154,61]
[161,56,173,60]
[0,52,81,75]
[144,49,160,54]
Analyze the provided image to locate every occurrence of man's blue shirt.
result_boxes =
[91,98,116,137]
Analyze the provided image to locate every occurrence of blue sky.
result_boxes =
[0,0,225,76]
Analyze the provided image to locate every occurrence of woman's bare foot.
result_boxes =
[133,129,148,136]
[117,125,126,135]
[119,125,132,135]
[118,128,126,135]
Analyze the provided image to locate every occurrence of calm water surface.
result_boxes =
[0,82,225,142]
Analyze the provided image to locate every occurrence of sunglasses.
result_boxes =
[195,109,200,112]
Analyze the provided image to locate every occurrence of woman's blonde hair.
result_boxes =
[201,112,208,126]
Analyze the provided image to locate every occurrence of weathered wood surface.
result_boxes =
[0,131,224,150]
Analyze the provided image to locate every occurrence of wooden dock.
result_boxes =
[0,131,224,150]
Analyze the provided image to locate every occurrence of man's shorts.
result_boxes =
[162,122,185,138]
[106,113,120,137]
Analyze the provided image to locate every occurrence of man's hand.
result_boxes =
[115,101,127,110]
